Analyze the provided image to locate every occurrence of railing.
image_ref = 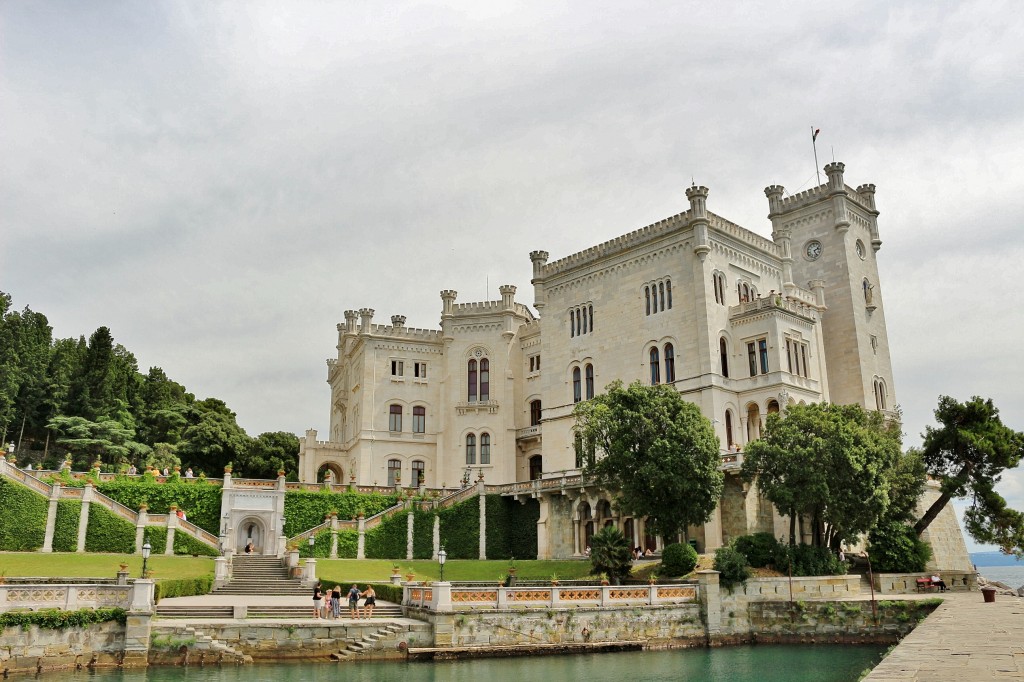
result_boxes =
[720,451,744,471]
[729,295,817,322]
[405,582,698,611]
[515,425,541,440]
[0,584,134,612]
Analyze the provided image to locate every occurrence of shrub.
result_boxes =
[661,542,699,577]
[0,478,47,551]
[733,532,788,569]
[84,503,136,553]
[0,608,126,629]
[336,529,358,558]
[52,499,82,552]
[868,520,932,573]
[589,526,633,583]
[154,576,214,602]
[299,529,333,558]
[96,478,223,536]
[283,490,398,535]
[365,583,402,603]
[173,530,219,557]
[713,546,749,589]
[786,544,847,576]
[484,495,540,560]
[437,497,480,559]
[365,509,410,559]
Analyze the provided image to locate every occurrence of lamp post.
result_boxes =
[308,535,315,552]
[141,541,151,579]
[438,546,447,583]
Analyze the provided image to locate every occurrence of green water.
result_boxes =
[68,645,886,681]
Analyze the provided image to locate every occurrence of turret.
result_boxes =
[824,162,850,234]
[857,183,882,251]
[766,185,794,294]
[529,251,549,314]
[391,315,406,329]
[499,285,517,339]
[440,290,458,340]
[358,308,374,334]
[686,185,710,261]
[343,310,358,335]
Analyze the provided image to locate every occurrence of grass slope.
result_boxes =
[0,552,214,580]
[315,559,595,584]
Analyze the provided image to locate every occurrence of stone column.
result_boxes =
[304,558,317,584]
[356,516,366,560]
[76,484,94,553]
[214,557,229,588]
[135,506,148,554]
[330,514,339,559]
[41,483,61,552]
[478,483,487,560]
[407,511,415,560]
[431,582,452,613]
[432,515,440,560]
[697,570,722,638]
[124,579,154,668]
[535,495,551,560]
[703,504,724,552]
[165,511,177,556]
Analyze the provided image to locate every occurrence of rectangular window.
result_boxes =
[747,342,757,377]
[414,362,427,378]
[759,339,769,374]
[412,406,425,433]
[786,339,793,374]
[391,360,404,377]
[800,344,809,378]
[389,404,402,432]
[480,434,490,465]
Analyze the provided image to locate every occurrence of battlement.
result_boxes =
[707,213,780,256]
[543,210,691,277]
[367,324,444,340]
[454,300,503,313]
[774,182,874,214]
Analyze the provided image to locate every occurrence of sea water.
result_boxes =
[978,564,1024,589]
[49,645,887,682]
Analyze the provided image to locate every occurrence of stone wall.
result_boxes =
[918,483,973,572]
[0,621,126,675]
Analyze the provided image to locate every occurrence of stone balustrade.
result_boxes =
[404,582,698,612]
[872,571,977,594]
[0,580,154,613]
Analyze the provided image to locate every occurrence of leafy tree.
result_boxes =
[177,398,252,474]
[741,402,902,549]
[46,415,144,468]
[868,520,932,573]
[661,542,699,576]
[574,381,723,542]
[713,546,749,589]
[238,431,300,479]
[588,525,633,583]
[915,396,1024,557]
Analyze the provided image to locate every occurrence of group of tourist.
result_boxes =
[123,464,194,477]
[312,581,376,620]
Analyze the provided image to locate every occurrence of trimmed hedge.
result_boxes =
[154,576,214,603]
[283,490,398,536]
[366,583,402,603]
[438,497,479,559]
[84,504,137,553]
[52,499,82,552]
[412,508,435,560]
[299,529,333,558]
[0,608,126,629]
[145,527,168,554]
[365,509,410,559]
[336,529,358,558]
[96,479,222,536]
[0,478,47,551]
[173,529,219,557]
[484,495,539,560]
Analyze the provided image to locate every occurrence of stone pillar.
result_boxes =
[165,511,177,556]
[357,516,366,560]
[135,506,148,554]
[76,484,94,553]
[305,558,318,584]
[330,515,339,559]
[407,511,415,561]
[41,483,60,552]
[431,582,452,613]
[214,557,229,588]
[124,579,154,668]
[478,479,487,560]
[536,495,551,560]
[703,504,724,552]
[432,515,440,560]
[697,570,722,637]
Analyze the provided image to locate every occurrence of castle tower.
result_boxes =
[767,164,896,412]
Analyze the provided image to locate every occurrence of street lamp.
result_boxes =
[308,535,315,553]
[141,541,151,579]
[438,545,447,583]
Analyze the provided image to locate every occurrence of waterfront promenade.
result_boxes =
[864,590,1023,680]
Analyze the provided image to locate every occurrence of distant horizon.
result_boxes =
[969,550,1024,566]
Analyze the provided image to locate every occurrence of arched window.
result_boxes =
[411,460,426,486]
[664,343,675,383]
[585,364,595,399]
[572,367,582,403]
[720,338,730,377]
[645,286,651,315]
[465,434,476,465]
[480,433,491,465]
[388,404,402,432]
[468,359,478,402]
[725,410,734,448]
[530,399,542,426]
[529,455,543,480]
[589,305,594,331]
[767,399,780,414]
[747,404,761,441]
[576,309,582,335]
[569,311,575,337]
[649,347,660,385]
[479,358,490,401]
[387,459,402,486]
[412,406,426,433]
[659,282,665,311]
[666,281,672,309]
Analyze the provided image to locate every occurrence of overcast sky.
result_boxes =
[2,1,1022,553]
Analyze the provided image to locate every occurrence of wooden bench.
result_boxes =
[916,577,937,592]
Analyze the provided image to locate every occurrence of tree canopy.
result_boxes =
[741,402,905,549]
[573,380,724,541]
[916,395,1024,557]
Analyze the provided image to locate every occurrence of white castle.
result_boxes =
[297,162,968,566]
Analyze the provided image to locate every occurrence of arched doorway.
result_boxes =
[578,502,594,554]
[237,517,267,554]
[746,403,761,441]
[317,462,344,483]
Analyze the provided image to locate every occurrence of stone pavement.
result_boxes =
[864,590,1024,680]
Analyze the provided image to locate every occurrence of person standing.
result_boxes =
[347,584,361,619]
[312,581,324,619]
[330,583,342,619]
[361,585,377,619]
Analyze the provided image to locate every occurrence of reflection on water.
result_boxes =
[72,645,885,682]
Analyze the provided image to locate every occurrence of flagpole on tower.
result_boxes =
[811,126,821,186]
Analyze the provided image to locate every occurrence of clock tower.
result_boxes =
[766,163,896,413]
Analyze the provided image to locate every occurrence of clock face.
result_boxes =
[856,240,866,259]
[805,240,822,260]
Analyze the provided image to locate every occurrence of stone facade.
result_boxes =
[297,163,957,561]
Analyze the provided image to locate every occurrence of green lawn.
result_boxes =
[315,559,596,584]
[0,552,214,581]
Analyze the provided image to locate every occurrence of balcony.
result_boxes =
[729,296,817,324]
[516,425,541,442]
[720,450,744,472]
[455,400,500,415]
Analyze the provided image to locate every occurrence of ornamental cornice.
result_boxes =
[372,343,445,354]
[545,240,693,295]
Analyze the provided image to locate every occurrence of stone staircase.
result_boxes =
[212,556,308,596]
[159,624,252,664]
[330,622,408,661]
